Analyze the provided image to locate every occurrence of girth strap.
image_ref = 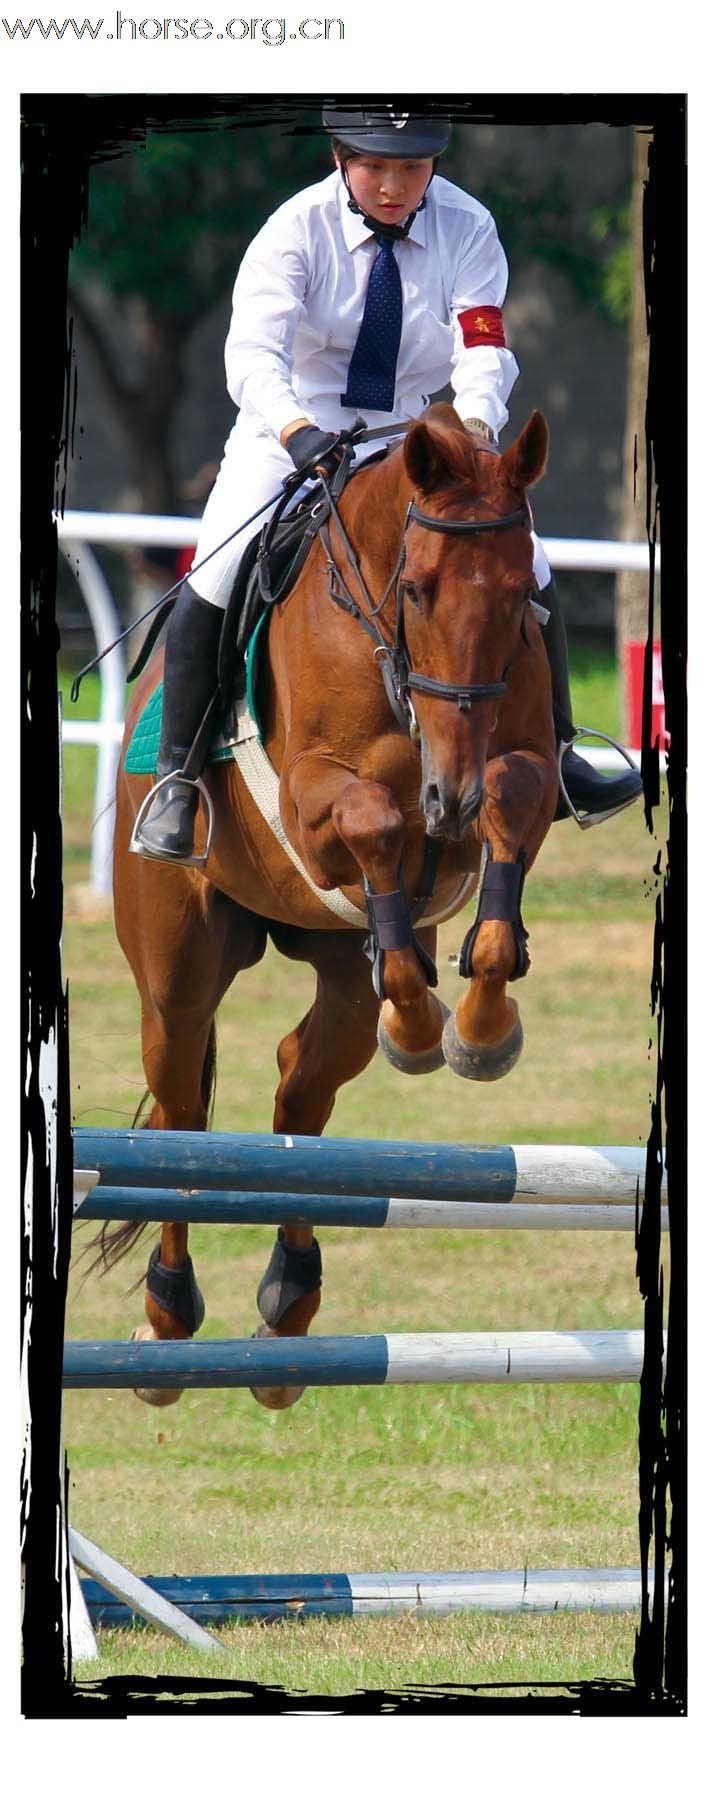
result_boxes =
[458,844,530,983]
[411,834,442,920]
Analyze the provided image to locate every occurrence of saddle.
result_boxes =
[216,483,330,709]
[217,446,388,710]
[127,446,388,727]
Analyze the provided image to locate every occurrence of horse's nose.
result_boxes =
[458,777,484,833]
[422,777,483,840]
[422,780,447,836]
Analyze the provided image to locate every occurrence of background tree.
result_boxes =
[69,120,327,514]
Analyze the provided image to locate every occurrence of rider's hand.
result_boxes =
[284,423,344,478]
[463,417,496,445]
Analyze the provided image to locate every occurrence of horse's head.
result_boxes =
[401,405,549,839]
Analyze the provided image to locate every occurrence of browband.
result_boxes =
[407,501,528,536]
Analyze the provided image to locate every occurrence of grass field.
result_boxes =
[60,651,668,1698]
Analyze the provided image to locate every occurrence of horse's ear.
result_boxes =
[500,411,549,491]
[404,421,473,496]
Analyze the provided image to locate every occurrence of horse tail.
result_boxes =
[78,1022,219,1283]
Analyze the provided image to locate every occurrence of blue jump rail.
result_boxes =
[80,1566,659,1627]
[74,1185,665,1232]
[73,1129,654,1206]
[63,1329,648,1391]
[74,1128,516,1200]
[76,1185,394,1228]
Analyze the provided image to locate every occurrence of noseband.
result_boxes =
[321,485,531,737]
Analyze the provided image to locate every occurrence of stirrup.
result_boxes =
[129,771,215,868]
[558,728,641,831]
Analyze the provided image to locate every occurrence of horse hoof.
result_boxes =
[377,999,451,1075]
[441,1001,523,1081]
[130,1325,184,1408]
[248,1323,306,1412]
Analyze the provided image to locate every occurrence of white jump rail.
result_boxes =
[68,1527,223,1655]
[57,510,663,895]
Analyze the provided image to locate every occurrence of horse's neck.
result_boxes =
[345,450,410,580]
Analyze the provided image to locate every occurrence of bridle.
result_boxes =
[320,478,532,738]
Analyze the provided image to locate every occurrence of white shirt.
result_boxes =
[224,169,520,442]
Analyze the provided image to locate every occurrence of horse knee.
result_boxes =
[332,780,405,873]
[481,753,549,851]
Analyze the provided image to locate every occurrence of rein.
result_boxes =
[320,484,531,737]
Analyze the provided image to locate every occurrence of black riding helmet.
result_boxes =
[322,106,450,159]
[323,107,450,240]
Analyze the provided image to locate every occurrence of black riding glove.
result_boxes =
[286,425,343,478]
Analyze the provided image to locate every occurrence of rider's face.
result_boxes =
[338,154,434,225]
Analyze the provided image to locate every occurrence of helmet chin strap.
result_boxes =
[339,162,432,241]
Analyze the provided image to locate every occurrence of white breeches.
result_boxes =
[189,418,553,611]
[190,424,296,610]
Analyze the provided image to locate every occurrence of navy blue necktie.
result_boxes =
[341,235,403,412]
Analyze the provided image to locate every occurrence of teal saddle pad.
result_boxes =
[124,610,270,775]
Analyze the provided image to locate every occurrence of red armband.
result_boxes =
[457,305,506,349]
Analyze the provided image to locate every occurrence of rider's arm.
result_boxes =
[448,208,520,443]
[225,206,317,441]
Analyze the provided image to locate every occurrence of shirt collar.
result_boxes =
[336,169,428,251]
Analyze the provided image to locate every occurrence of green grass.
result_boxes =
[61,650,668,1697]
[71,1611,639,1694]
[568,643,622,742]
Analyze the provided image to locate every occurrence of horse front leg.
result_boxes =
[285,755,448,1073]
[331,779,449,1072]
[442,749,556,1082]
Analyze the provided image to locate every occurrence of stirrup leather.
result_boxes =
[559,728,641,831]
[129,770,215,868]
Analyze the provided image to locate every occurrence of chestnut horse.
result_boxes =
[110,404,558,1409]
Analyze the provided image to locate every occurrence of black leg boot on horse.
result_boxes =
[540,578,643,825]
[130,582,223,865]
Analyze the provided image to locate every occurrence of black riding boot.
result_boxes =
[131,583,223,864]
[540,578,643,822]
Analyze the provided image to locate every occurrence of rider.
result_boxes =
[132,106,643,864]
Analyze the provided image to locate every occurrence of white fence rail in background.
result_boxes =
[60,534,127,894]
[57,510,663,897]
[59,509,663,575]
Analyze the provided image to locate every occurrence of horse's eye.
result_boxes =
[402,581,423,611]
